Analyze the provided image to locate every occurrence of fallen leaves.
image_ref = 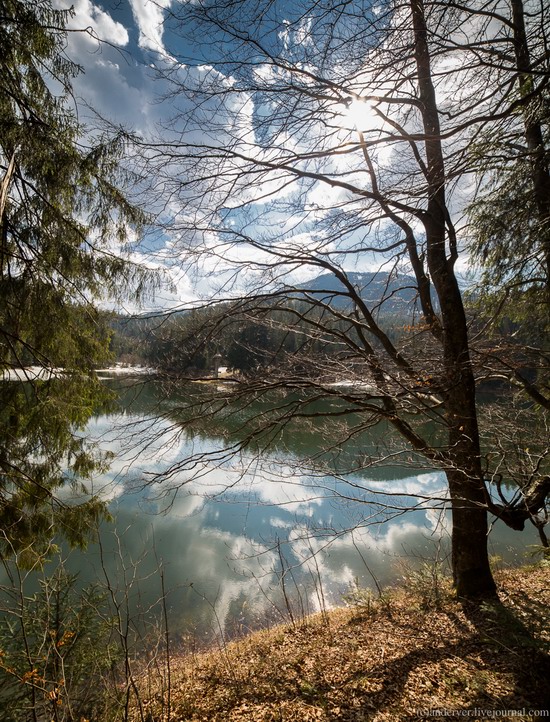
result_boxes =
[134,564,550,721]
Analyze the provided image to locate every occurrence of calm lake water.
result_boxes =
[32,376,543,643]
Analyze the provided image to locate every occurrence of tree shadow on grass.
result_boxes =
[459,595,550,700]
[212,597,549,721]
[166,574,549,721]
[340,594,550,721]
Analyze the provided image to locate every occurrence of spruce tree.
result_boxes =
[0,0,148,560]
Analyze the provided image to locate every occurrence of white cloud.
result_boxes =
[128,0,172,54]
[57,0,130,47]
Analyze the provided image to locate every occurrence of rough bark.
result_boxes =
[411,0,496,598]
[510,0,550,296]
[448,470,498,598]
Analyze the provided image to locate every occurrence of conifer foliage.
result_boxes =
[0,0,145,559]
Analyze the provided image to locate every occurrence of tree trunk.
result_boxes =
[510,0,550,297]
[447,470,496,598]
[410,0,496,598]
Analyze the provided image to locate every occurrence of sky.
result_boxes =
[61,0,155,119]
[57,0,404,313]
[58,0,327,310]
[54,0,483,313]
[56,0,202,310]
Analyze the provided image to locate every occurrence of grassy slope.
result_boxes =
[138,565,550,721]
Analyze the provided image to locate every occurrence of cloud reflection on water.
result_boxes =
[65,402,540,637]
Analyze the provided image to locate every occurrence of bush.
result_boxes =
[0,564,121,722]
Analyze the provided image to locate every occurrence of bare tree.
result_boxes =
[130,0,549,599]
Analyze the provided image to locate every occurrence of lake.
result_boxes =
[34,376,543,645]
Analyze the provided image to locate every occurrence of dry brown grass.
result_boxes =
[134,564,550,721]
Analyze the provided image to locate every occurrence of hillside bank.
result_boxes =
[136,563,549,722]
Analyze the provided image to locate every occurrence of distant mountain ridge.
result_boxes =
[293,271,422,313]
